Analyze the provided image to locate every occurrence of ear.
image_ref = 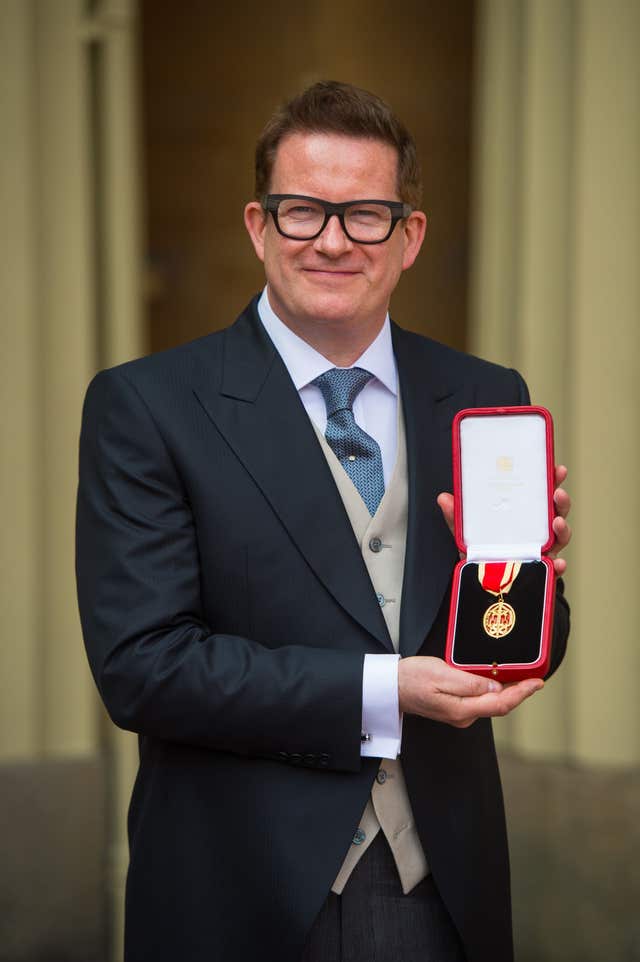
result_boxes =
[401,210,427,271]
[244,202,267,263]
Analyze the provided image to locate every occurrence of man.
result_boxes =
[76,81,570,962]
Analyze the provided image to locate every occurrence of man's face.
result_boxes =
[244,132,426,341]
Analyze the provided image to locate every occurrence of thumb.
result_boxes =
[435,662,503,696]
[437,492,455,537]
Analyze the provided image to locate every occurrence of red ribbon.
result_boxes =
[480,562,519,595]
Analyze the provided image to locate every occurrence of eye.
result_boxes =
[353,208,381,219]
[348,206,388,224]
[279,201,323,221]
[288,205,316,217]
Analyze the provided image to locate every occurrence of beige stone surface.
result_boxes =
[502,752,640,962]
[0,758,107,961]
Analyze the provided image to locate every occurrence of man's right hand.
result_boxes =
[398,656,543,728]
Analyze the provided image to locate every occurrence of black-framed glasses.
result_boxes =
[263,194,412,244]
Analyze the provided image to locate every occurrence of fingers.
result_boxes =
[553,478,571,520]
[549,465,572,564]
[554,464,568,487]
[431,659,503,697]
[457,679,544,723]
[398,656,544,727]
[551,514,571,548]
[398,657,497,717]
[438,466,573,569]
[550,466,572,560]
[432,678,544,728]
[552,556,567,576]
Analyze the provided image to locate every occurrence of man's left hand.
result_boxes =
[437,464,572,576]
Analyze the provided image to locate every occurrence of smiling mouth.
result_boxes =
[303,268,359,277]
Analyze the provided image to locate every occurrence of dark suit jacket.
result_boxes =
[76,297,569,962]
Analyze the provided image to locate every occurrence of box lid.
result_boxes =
[452,406,555,561]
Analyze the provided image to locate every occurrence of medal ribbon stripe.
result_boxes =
[478,561,521,596]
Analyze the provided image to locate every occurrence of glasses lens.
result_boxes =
[277,198,325,238]
[344,203,393,242]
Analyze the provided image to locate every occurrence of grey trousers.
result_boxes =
[300,833,466,962]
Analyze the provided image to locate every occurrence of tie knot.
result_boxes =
[312,367,374,417]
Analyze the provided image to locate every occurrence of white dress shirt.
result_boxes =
[258,288,402,758]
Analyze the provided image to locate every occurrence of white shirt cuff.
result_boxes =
[360,653,402,758]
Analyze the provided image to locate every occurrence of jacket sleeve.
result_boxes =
[76,368,364,772]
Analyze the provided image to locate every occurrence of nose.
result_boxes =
[313,213,353,256]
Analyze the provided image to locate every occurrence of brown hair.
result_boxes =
[254,80,422,209]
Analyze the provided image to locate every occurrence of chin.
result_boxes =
[304,297,360,326]
[300,283,362,316]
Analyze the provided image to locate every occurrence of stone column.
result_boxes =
[2,1,143,956]
[0,0,42,761]
[34,0,98,758]
[469,0,523,369]
[471,0,640,767]
[508,0,574,758]
[86,2,144,957]
[1,0,99,761]
[569,0,640,766]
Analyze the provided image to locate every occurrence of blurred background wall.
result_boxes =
[1,1,638,960]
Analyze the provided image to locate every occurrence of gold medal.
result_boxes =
[478,562,521,639]
[482,597,516,638]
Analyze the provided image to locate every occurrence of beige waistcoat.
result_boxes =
[312,401,429,896]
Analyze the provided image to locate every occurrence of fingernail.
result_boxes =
[488,681,501,693]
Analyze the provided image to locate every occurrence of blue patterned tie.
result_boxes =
[313,367,385,515]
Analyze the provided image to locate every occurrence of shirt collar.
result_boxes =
[257,287,397,396]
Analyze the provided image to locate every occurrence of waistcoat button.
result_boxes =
[352,829,366,845]
[376,592,385,607]
[376,769,387,784]
[369,537,383,553]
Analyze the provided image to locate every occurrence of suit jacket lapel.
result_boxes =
[393,326,464,657]
[193,302,393,652]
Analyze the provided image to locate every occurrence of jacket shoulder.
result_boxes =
[98,327,226,387]
[393,325,513,378]
[86,296,263,399]
[392,325,528,401]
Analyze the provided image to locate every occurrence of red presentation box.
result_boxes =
[444,406,556,681]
